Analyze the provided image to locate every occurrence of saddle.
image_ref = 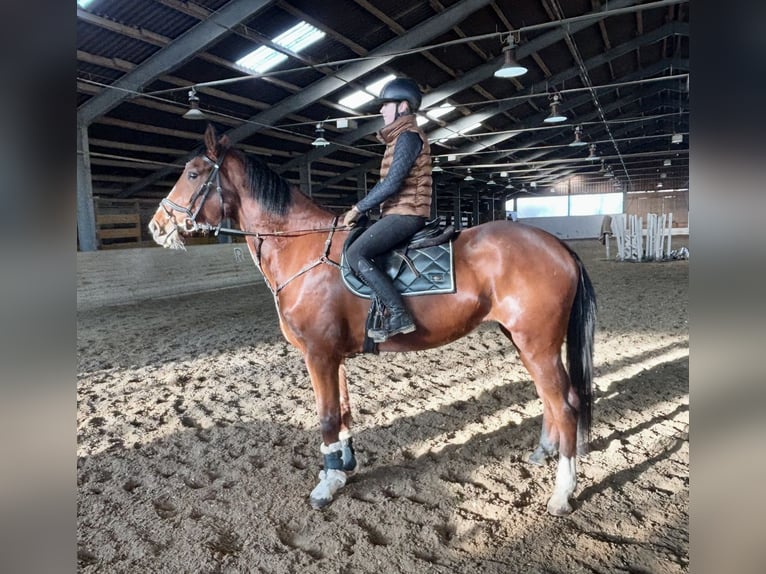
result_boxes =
[340,218,458,299]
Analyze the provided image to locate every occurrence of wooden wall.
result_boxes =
[625,190,689,228]
[77,244,262,310]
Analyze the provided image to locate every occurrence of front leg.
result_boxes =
[338,363,359,476]
[304,352,350,509]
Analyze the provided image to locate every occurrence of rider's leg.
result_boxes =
[346,215,425,341]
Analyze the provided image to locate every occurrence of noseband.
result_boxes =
[161,154,226,234]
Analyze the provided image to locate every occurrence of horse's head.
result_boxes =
[149,124,234,249]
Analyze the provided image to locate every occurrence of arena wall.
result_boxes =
[77,244,262,310]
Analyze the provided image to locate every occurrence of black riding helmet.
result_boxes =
[378,77,422,113]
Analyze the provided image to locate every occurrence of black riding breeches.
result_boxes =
[345,214,426,309]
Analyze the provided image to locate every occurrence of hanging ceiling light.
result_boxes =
[182,88,207,120]
[312,122,330,147]
[505,179,515,189]
[569,125,587,146]
[463,168,474,181]
[671,132,683,144]
[543,93,567,123]
[487,173,498,186]
[432,157,443,172]
[587,143,598,160]
[494,32,527,78]
[663,159,672,167]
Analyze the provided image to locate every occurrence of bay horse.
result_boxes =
[148,124,596,516]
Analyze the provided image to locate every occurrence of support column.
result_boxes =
[76,123,98,252]
[473,188,480,227]
[299,159,312,197]
[430,175,438,220]
[453,184,461,230]
[356,172,367,202]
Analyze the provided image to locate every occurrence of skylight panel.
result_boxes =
[418,103,456,126]
[338,74,396,110]
[426,103,455,120]
[236,21,325,74]
[77,0,95,7]
[434,122,483,144]
[460,122,483,134]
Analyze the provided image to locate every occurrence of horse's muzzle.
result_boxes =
[148,215,185,250]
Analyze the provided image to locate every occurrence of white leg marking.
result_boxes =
[547,455,577,516]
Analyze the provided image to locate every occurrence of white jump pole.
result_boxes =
[666,212,673,259]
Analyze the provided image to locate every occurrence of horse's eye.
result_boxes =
[188,172,199,180]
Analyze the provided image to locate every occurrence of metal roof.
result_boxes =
[77,0,689,211]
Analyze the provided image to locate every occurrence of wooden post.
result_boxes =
[77,123,98,251]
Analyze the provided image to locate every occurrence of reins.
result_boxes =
[252,216,343,298]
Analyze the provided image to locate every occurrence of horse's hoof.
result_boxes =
[526,446,549,466]
[546,497,573,516]
[309,494,333,510]
[309,469,347,510]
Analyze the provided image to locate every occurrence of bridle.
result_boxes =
[160,154,226,235]
[159,149,347,298]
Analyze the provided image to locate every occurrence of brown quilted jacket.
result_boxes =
[377,115,433,217]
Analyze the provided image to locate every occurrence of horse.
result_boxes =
[148,124,597,516]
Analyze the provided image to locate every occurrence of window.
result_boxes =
[511,192,623,218]
[516,196,569,218]
[569,192,623,215]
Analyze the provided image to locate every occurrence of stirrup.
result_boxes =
[368,309,415,342]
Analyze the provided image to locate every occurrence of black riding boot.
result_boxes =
[357,261,415,342]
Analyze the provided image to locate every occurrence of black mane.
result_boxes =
[228,148,292,216]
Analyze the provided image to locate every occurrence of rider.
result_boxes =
[343,77,433,343]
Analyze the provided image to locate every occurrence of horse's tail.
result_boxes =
[564,247,597,455]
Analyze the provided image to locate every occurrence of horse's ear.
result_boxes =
[204,123,218,158]
[219,134,230,149]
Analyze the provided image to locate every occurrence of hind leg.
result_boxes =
[518,348,579,516]
[527,397,559,465]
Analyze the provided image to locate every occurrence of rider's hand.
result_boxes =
[343,206,361,227]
